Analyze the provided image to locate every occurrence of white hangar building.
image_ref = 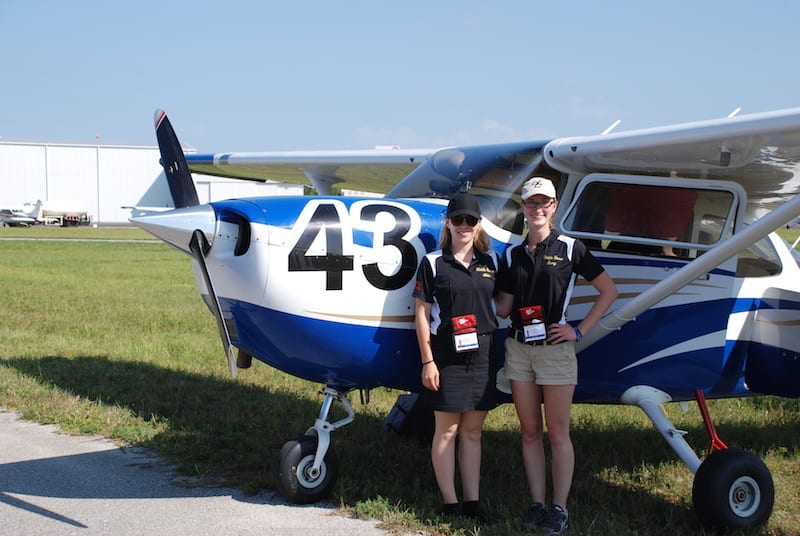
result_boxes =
[0,140,304,225]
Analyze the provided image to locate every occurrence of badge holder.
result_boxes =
[452,314,479,352]
[519,305,546,343]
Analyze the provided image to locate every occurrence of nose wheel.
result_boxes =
[275,387,354,503]
[275,433,339,504]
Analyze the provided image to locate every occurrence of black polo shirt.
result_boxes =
[498,231,605,329]
[413,247,499,336]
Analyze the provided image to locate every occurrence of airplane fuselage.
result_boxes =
[134,137,800,404]
[143,192,800,402]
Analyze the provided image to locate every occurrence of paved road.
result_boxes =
[0,410,407,536]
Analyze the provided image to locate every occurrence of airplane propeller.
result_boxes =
[154,109,199,209]
[188,229,238,378]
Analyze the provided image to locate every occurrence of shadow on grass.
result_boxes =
[5,356,324,492]
[4,356,791,535]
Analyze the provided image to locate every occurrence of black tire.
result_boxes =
[275,435,339,504]
[692,448,774,530]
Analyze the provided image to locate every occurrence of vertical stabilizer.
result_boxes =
[154,109,200,208]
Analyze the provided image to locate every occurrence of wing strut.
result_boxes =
[580,194,800,349]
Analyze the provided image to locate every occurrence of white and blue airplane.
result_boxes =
[131,107,800,530]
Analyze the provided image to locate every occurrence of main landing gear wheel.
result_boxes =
[275,434,339,504]
[692,448,774,530]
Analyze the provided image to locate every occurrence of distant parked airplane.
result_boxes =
[0,208,36,227]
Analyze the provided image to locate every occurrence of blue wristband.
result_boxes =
[574,326,582,342]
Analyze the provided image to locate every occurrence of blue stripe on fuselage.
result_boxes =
[224,294,760,401]
[225,297,423,391]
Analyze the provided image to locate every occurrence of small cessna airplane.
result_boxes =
[0,208,36,227]
[0,201,41,227]
[131,107,800,531]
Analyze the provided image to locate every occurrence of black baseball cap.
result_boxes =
[446,194,481,219]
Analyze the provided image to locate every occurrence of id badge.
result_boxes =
[452,314,479,352]
[523,322,546,342]
[454,331,479,352]
[519,305,546,342]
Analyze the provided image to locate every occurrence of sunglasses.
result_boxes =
[450,214,479,227]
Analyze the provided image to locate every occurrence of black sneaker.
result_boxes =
[521,501,547,528]
[439,503,460,517]
[461,501,497,525]
[541,504,568,535]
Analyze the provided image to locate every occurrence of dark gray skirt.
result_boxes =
[422,332,496,413]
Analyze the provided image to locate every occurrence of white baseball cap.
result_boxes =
[521,177,556,200]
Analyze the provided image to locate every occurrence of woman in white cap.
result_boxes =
[413,193,499,524]
[495,177,617,534]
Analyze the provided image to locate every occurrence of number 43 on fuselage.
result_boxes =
[131,108,800,530]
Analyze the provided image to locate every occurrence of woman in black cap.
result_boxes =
[413,193,499,524]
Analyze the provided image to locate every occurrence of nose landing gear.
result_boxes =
[275,387,354,504]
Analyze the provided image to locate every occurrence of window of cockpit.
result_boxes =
[563,177,738,259]
[470,170,562,235]
[386,142,552,235]
[736,234,782,277]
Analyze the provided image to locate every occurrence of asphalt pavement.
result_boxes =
[0,410,409,536]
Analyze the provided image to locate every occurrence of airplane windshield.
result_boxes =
[737,234,783,277]
[789,241,800,269]
[387,141,550,233]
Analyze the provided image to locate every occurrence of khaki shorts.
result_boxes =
[504,336,578,385]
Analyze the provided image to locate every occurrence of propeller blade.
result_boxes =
[188,229,238,378]
[154,109,200,208]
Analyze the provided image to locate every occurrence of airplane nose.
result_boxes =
[130,204,217,254]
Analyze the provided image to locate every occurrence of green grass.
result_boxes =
[0,227,798,535]
[0,224,155,240]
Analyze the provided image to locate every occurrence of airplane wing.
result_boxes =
[185,148,437,196]
[182,107,800,207]
[544,107,800,214]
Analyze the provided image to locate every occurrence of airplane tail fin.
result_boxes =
[154,109,200,208]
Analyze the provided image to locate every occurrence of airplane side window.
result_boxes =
[564,180,736,258]
[568,182,614,249]
[736,235,782,277]
[603,184,698,256]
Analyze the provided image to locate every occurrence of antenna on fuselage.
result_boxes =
[601,119,622,135]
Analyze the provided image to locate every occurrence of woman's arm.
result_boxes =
[414,298,439,391]
[494,290,514,319]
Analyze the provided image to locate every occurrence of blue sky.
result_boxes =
[2,1,799,152]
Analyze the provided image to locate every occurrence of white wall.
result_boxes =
[44,145,100,220]
[0,141,304,224]
[98,146,165,222]
[0,144,48,205]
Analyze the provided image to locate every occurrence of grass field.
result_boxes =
[0,226,798,535]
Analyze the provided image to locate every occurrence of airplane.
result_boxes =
[0,207,37,227]
[130,107,800,531]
